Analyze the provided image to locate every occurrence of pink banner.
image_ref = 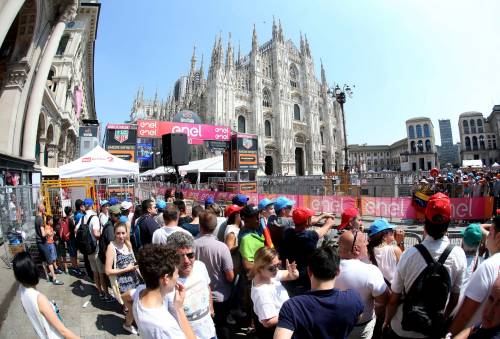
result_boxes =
[361,196,494,220]
[137,120,231,144]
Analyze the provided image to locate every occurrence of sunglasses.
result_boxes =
[351,230,359,253]
[178,252,195,260]
[267,264,280,273]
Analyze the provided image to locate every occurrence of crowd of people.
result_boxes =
[11,189,500,339]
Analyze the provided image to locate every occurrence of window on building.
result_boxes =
[463,120,469,134]
[472,136,478,150]
[423,124,430,138]
[417,140,423,152]
[238,115,246,133]
[265,120,271,137]
[470,119,476,134]
[416,125,423,138]
[289,65,298,88]
[425,139,431,152]
[294,104,301,121]
[410,141,416,153]
[56,35,70,56]
[47,69,56,92]
[319,107,324,121]
[320,130,324,145]
[408,126,415,139]
[493,139,497,149]
[262,88,272,108]
[465,136,471,151]
[477,119,483,133]
[479,135,485,150]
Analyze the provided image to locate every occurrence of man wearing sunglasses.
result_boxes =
[336,230,389,339]
[166,231,216,339]
[137,198,160,247]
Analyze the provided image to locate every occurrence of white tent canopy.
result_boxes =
[59,146,139,178]
[178,156,224,174]
[492,162,500,168]
[462,159,483,168]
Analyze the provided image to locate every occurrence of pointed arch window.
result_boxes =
[479,135,485,150]
[465,137,471,151]
[262,88,272,108]
[410,141,416,153]
[425,139,431,152]
[238,116,246,133]
[289,65,298,88]
[293,104,301,121]
[472,136,478,150]
[265,120,271,137]
[477,119,484,133]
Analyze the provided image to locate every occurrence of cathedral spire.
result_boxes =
[199,53,204,79]
[272,16,277,40]
[226,32,233,68]
[304,34,311,57]
[278,19,283,42]
[320,58,327,86]
[217,32,224,68]
[252,24,258,52]
[237,42,241,64]
[190,44,197,75]
[300,32,305,55]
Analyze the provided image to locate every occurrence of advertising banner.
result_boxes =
[79,125,98,137]
[137,143,153,161]
[237,134,258,170]
[105,126,137,146]
[360,196,494,220]
[108,149,135,162]
[137,120,231,144]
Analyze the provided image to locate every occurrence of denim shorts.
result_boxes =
[37,242,53,264]
[47,243,57,263]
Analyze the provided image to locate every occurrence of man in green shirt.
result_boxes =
[238,204,265,271]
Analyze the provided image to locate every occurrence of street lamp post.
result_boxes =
[328,84,353,172]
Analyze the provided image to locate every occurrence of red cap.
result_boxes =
[425,193,451,223]
[339,207,359,230]
[292,208,315,225]
[225,204,243,217]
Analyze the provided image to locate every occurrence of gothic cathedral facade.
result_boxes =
[130,21,346,175]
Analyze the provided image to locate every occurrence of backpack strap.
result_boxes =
[415,244,435,265]
[437,244,454,265]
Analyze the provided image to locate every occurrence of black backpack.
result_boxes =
[76,215,98,255]
[98,222,114,265]
[402,244,454,337]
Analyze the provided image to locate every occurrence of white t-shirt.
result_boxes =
[251,271,289,321]
[224,224,240,247]
[374,245,398,285]
[152,226,191,245]
[463,253,484,287]
[132,285,185,339]
[335,259,387,323]
[99,212,109,227]
[390,236,467,338]
[20,286,63,339]
[167,261,216,339]
[463,252,500,326]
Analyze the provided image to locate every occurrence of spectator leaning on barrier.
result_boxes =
[384,192,467,339]
[274,246,364,339]
[280,208,335,297]
[195,211,235,339]
[166,232,216,339]
[450,215,500,335]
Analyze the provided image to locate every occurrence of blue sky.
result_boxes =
[94,0,500,145]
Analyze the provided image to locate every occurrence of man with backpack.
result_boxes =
[76,198,110,300]
[384,193,466,338]
[137,199,160,247]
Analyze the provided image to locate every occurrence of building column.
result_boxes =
[46,143,57,167]
[0,0,25,49]
[21,1,77,160]
[38,138,46,166]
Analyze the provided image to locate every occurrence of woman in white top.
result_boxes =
[123,244,196,339]
[224,204,244,252]
[249,247,299,339]
[367,218,404,286]
[13,252,78,339]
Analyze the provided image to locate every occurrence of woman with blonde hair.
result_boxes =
[250,247,299,338]
[105,222,141,335]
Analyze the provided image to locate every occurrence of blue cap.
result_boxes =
[232,194,249,206]
[83,198,94,207]
[119,215,128,224]
[100,200,109,207]
[205,197,215,206]
[369,219,394,237]
[109,197,120,206]
[156,200,167,209]
[258,198,274,211]
[274,196,295,211]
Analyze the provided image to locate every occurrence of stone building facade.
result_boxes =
[349,138,407,172]
[130,21,346,176]
[458,107,500,166]
[404,117,438,171]
[0,0,99,176]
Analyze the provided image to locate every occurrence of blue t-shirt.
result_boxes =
[180,223,200,237]
[74,211,84,224]
[277,288,363,339]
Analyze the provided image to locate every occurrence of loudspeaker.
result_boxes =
[162,133,189,166]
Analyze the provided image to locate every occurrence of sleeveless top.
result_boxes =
[373,245,398,285]
[20,286,63,339]
[112,242,141,293]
